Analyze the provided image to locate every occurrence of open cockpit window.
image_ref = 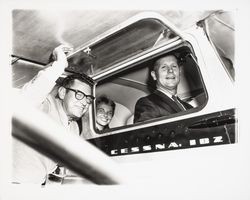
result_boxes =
[66,13,181,77]
[92,44,207,135]
[89,19,179,75]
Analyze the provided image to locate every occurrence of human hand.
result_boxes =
[52,44,73,68]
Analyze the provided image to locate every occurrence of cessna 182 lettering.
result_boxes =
[11,9,237,187]
[110,136,224,155]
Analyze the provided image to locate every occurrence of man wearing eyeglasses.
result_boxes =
[45,73,95,135]
[20,44,95,136]
[13,44,95,185]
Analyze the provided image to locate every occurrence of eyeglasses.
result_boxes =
[65,88,95,104]
[97,108,113,118]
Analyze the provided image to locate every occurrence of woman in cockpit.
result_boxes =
[95,95,116,132]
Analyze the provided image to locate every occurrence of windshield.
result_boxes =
[204,11,235,80]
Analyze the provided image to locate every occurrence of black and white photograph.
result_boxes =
[0,0,250,199]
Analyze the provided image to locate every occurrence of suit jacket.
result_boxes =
[134,90,192,123]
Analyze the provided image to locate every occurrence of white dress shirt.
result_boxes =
[12,61,79,185]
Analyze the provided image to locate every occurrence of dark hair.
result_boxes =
[152,53,180,72]
[56,73,95,88]
[151,49,193,72]
[96,95,116,115]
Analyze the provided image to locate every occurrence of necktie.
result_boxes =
[172,95,186,111]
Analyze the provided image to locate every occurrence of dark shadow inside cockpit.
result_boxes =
[95,45,207,133]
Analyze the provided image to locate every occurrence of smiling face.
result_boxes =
[151,55,180,94]
[96,103,113,130]
[59,79,92,120]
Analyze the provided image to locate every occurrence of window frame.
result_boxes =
[66,12,184,77]
[89,42,208,138]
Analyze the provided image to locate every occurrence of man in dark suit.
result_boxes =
[134,54,192,123]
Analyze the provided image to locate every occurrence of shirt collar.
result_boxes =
[157,87,175,100]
